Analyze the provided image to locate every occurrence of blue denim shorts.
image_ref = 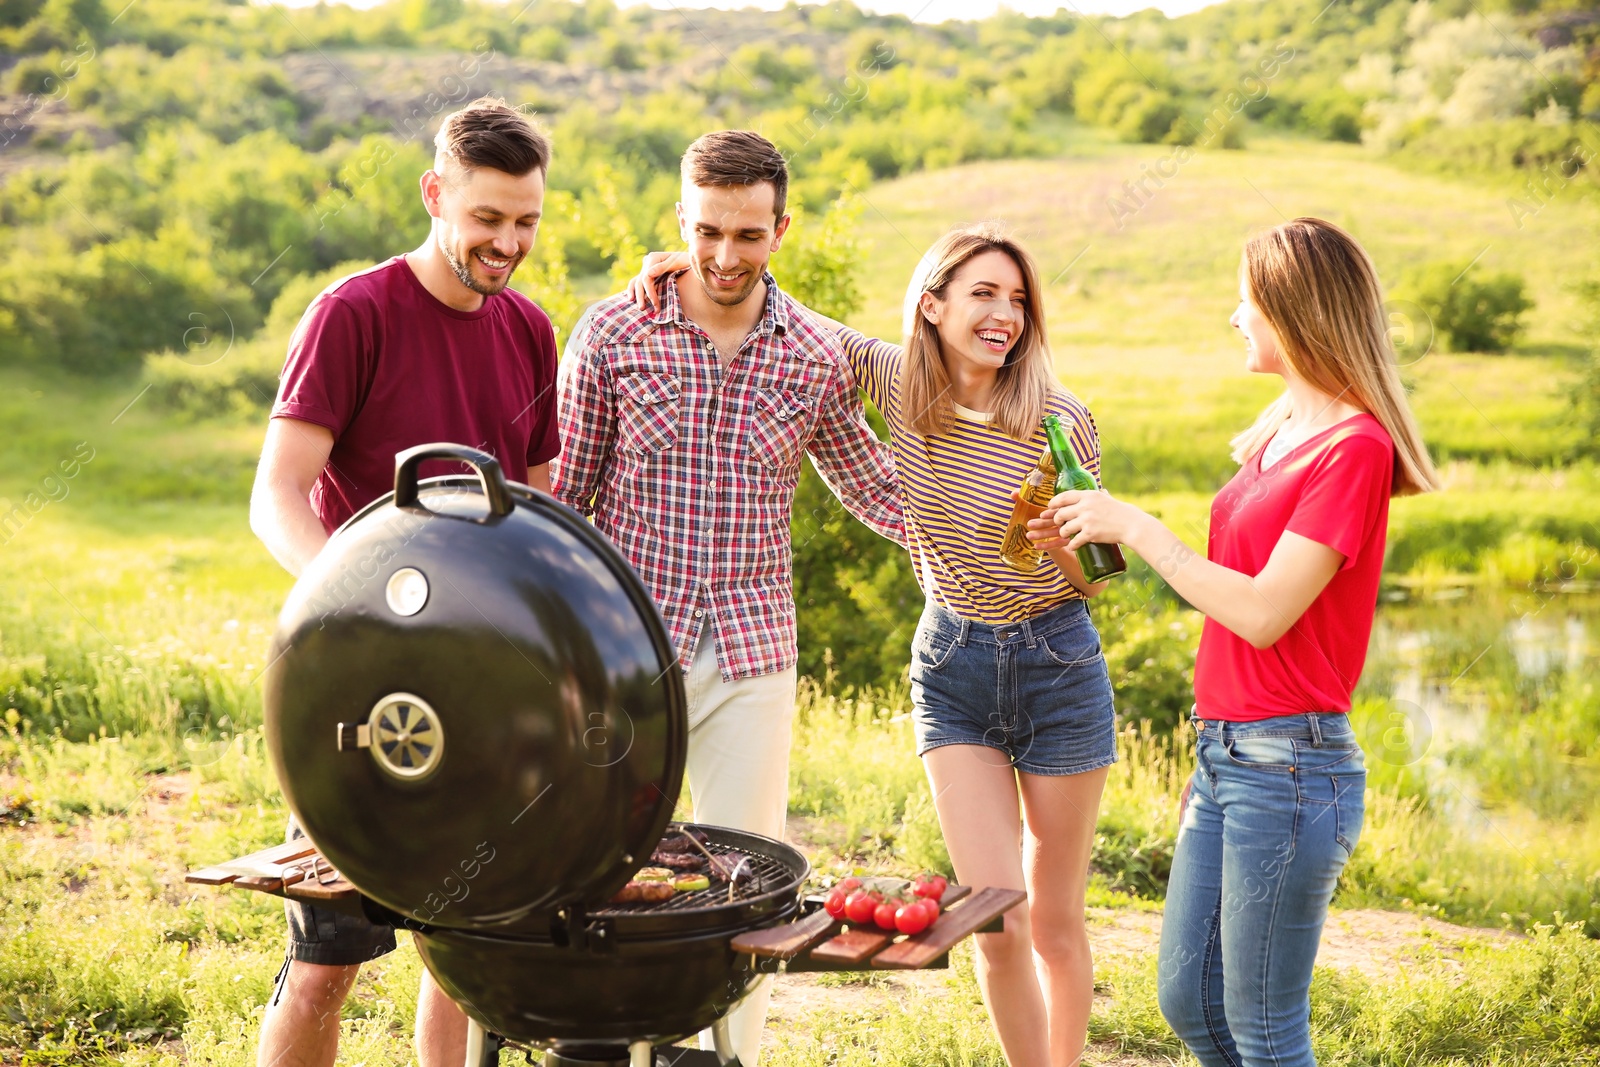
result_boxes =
[908,598,1117,776]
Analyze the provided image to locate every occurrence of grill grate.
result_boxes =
[595,840,795,915]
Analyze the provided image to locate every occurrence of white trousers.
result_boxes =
[684,624,797,1067]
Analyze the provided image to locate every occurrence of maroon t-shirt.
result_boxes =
[1193,413,1395,721]
[272,256,561,533]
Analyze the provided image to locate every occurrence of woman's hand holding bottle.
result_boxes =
[1027,489,1148,554]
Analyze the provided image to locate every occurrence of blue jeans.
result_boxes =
[1157,713,1366,1067]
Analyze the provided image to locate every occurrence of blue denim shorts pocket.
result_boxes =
[910,619,961,674]
[1035,615,1103,668]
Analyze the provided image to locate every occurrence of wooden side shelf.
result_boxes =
[189,846,1026,973]
[871,887,1024,969]
[730,881,1024,972]
[186,842,361,906]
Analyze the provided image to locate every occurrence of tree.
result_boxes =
[778,195,922,689]
[401,0,463,34]
[1402,260,1533,352]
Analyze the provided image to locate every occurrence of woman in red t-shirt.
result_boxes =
[1030,217,1439,1067]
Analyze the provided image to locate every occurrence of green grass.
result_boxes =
[6,708,1600,1067]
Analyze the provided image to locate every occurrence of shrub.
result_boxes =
[777,195,927,690]
[520,25,566,61]
[1302,88,1365,142]
[140,259,372,420]
[1399,260,1532,352]
[142,337,285,422]
[1100,598,1200,732]
[1115,89,1189,145]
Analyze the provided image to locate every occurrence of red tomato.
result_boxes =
[844,891,877,925]
[838,876,862,893]
[824,890,847,919]
[873,902,898,930]
[918,898,940,925]
[894,903,930,935]
[927,875,948,900]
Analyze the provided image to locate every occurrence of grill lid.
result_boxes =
[264,444,688,929]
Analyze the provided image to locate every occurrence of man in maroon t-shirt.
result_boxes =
[248,97,559,1067]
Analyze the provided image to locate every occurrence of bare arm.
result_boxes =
[1029,491,1341,648]
[526,463,551,494]
[250,417,335,577]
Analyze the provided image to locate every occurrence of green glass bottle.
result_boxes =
[1043,414,1127,583]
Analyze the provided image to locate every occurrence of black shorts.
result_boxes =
[283,814,396,966]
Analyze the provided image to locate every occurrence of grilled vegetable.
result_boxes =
[633,867,675,883]
[673,873,711,892]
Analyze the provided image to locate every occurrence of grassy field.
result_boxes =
[5,691,1600,1067]
[4,134,1600,1066]
[845,134,1598,487]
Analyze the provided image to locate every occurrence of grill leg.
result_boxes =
[463,1018,500,1067]
[628,1040,652,1067]
[709,1017,738,1067]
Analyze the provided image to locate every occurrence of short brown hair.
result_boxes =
[435,96,551,178]
[680,130,789,219]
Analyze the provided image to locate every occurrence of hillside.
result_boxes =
[2,0,1597,377]
[844,134,1600,484]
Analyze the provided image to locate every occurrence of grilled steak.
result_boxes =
[609,880,676,904]
[648,851,704,871]
[655,829,710,854]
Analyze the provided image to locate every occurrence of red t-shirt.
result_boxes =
[1193,413,1395,721]
[272,257,561,533]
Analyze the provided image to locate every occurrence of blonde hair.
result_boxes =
[900,223,1058,440]
[1231,217,1440,497]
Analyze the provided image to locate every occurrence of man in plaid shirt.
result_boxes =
[551,131,902,1065]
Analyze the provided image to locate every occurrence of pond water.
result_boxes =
[1358,586,1598,824]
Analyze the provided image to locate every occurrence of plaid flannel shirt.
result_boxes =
[552,272,905,680]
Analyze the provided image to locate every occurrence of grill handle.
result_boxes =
[393,443,516,520]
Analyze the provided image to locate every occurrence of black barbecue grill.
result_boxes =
[187,444,1024,1067]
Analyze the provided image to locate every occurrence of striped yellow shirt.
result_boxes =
[841,329,1104,624]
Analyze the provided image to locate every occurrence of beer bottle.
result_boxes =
[1043,414,1128,582]
[999,447,1057,572]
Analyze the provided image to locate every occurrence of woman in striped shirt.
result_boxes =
[632,224,1116,1067]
